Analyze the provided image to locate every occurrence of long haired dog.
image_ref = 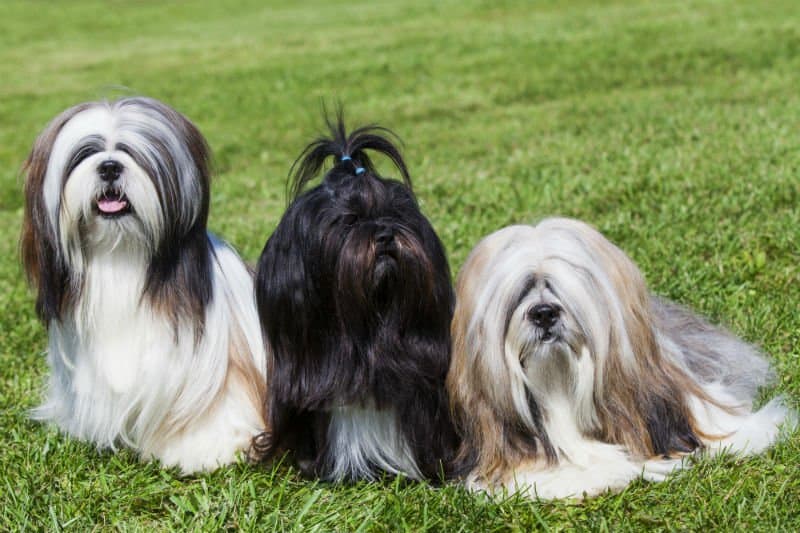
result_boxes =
[448,217,794,499]
[21,97,267,473]
[252,117,459,482]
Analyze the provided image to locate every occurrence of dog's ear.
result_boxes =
[447,239,555,483]
[596,308,704,457]
[21,104,92,323]
[447,377,555,484]
[254,208,321,405]
[142,226,213,335]
[587,235,704,457]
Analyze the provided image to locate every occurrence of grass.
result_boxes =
[1,0,798,530]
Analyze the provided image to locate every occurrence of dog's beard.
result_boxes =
[335,223,439,337]
[503,277,603,443]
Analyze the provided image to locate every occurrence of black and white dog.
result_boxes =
[21,97,267,473]
[252,116,459,482]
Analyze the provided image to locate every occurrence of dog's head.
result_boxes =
[448,218,703,482]
[21,97,212,324]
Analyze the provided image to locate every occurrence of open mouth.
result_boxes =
[95,190,131,218]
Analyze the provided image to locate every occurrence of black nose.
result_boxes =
[98,160,123,182]
[528,304,560,329]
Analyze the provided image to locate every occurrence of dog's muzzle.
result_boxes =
[95,160,131,217]
[528,303,561,342]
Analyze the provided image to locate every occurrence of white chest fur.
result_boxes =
[326,405,422,481]
[34,236,267,473]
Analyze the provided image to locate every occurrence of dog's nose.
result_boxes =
[98,160,123,182]
[528,304,560,329]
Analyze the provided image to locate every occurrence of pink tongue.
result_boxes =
[97,198,127,213]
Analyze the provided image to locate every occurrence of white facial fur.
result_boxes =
[42,101,205,272]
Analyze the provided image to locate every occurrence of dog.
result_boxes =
[251,115,459,482]
[447,217,794,499]
[21,97,267,473]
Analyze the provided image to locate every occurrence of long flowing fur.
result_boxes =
[21,97,268,473]
[448,217,795,499]
[253,114,459,482]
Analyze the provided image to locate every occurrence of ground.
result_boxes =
[1,0,798,530]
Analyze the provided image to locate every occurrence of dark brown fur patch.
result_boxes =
[21,103,94,323]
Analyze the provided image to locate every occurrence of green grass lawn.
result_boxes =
[1,0,798,530]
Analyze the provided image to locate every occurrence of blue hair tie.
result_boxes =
[341,155,365,175]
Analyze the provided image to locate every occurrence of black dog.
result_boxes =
[252,116,459,482]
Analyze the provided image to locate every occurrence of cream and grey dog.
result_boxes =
[21,97,267,473]
[448,217,794,499]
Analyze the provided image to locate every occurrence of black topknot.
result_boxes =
[288,108,411,200]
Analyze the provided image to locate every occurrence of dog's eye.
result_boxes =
[341,214,357,226]
[115,143,135,159]
[65,141,103,176]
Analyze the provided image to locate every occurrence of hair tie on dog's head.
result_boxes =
[340,154,365,175]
